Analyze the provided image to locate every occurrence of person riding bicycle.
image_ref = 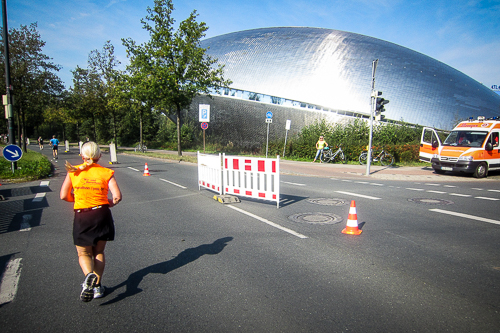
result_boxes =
[313,136,328,163]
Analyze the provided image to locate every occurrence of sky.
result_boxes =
[4,0,500,92]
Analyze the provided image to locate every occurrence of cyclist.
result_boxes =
[313,136,328,163]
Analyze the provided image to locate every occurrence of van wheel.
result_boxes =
[473,162,488,178]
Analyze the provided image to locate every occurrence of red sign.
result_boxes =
[201,122,208,130]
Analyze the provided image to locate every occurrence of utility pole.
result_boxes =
[2,0,15,147]
[366,59,378,176]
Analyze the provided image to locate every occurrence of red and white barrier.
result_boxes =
[223,154,280,208]
[198,152,222,195]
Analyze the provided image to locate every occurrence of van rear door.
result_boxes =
[419,127,441,162]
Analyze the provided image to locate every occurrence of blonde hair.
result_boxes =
[65,141,102,172]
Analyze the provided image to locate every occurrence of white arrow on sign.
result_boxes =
[5,149,19,158]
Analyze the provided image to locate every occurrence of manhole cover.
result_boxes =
[288,213,343,224]
[307,198,347,206]
[408,198,454,205]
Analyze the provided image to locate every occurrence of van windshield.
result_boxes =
[443,131,488,147]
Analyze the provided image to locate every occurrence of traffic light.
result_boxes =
[374,91,389,121]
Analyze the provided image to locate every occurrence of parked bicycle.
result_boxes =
[322,144,347,164]
[134,144,148,153]
[359,146,394,166]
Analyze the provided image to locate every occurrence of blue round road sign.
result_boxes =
[266,111,273,119]
[3,144,23,162]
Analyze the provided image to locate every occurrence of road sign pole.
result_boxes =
[266,123,269,158]
[203,129,206,153]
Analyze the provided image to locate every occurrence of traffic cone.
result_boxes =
[143,163,151,176]
[342,200,362,235]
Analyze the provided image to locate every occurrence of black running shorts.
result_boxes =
[73,206,115,246]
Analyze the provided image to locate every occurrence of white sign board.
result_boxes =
[199,104,210,122]
[285,120,291,130]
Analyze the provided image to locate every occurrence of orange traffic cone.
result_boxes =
[342,200,362,235]
[143,163,151,176]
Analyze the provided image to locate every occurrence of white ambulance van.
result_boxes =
[419,116,500,178]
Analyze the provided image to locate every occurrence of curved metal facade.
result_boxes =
[200,27,500,130]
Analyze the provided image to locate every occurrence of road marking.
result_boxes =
[335,191,381,200]
[227,206,308,239]
[406,188,424,191]
[488,189,500,193]
[424,183,440,186]
[443,185,456,188]
[475,196,500,201]
[127,167,140,172]
[282,181,306,186]
[40,181,50,186]
[427,190,446,194]
[159,178,187,189]
[449,193,471,197]
[32,193,45,202]
[429,209,500,226]
[471,188,483,191]
[0,258,22,305]
[368,183,384,186]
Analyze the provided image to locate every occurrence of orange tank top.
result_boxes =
[69,164,114,209]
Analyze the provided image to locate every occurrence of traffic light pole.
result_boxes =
[2,0,14,145]
[366,59,378,176]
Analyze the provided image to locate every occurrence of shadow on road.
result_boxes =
[100,237,233,306]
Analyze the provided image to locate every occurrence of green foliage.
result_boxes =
[0,149,52,181]
[280,119,423,163]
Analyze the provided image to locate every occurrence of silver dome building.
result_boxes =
[187,27,500,149]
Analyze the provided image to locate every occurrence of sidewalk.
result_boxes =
[146,149,462,181]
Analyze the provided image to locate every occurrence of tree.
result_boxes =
[0,22,64,152]
[122,0,231,155]
[88,41,122,144]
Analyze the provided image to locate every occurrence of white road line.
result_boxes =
[424,183,440,186]
[369,183,384,186]
[0,258,22,305]
[449,193,471,197]
[487,189,500,193]
[335,191,381,200]
[282,181,306,186]
[227,206,308,239]
[40,181,50,186]
[443,185,456,188]
[127,167,140,172]
[429,209,500,226]
[427,190,446,194]
[159,178,187,189]
[406,188,424,191]
[471,188,483,191]
[340,179,353,182]
[355,181,369,184]
[475,196,500,201]
[32,193,45,202]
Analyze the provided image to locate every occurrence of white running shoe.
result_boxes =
[93,285,105,299]
[80,272,98,302]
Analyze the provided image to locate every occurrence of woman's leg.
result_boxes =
[76,245,94,275]
[93,241,107,285]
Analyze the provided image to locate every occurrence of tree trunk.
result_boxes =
[176,105,182,156]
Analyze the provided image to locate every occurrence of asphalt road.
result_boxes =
[1,147,499,332]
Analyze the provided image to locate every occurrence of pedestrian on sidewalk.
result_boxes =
[313,135,328,162]
[60,141,122,302]
[49,135,59,159]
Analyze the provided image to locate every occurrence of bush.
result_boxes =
[0,148,52,181]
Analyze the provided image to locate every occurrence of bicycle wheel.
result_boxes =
[323,151,332,163]
[339,152,347,164]
[380,153,394,166]
[359,152,368,165]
